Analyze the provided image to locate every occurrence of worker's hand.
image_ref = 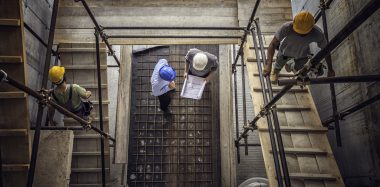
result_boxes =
[183,72,188,79]
[169,81,176,89]
[328,69,335,77]
[263,63,272,76]
[85,91,92,98]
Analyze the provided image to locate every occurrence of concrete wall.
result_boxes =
[22,0,56,126]
[291,0,380,186]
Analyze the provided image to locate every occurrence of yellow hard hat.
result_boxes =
[293,11,315,34]
[49,66,65,84]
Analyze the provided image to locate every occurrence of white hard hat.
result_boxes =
[192,53,208,71]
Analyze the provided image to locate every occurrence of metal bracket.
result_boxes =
[37,89,51,106]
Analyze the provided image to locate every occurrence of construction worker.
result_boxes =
[151,59,176,117]
[264,11,333,83]
[184,48,218,82]
[48,66,92,125]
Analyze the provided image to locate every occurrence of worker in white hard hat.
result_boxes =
[184,48,218,82]
[264,11,333,83]
[48,66,93,125]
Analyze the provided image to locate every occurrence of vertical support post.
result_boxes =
[27,0,59,186]
[320,0,341,146]
[0,145,3,187]
[232,45,241,163]
[240,51,249,156]
[95,29,106,187]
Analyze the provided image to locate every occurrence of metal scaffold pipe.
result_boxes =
[0,69,116,142]
[103,26,245,30]
[232,0,261,72]
[107,35,241,39]
[278,74,380,86]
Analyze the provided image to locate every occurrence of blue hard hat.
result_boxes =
[159,65,176,81]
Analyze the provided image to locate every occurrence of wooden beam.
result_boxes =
[115,46,133,164]
[276,104,311,111]
[71,168,110,173]
[2,164,29,172]
[64,65,107,70]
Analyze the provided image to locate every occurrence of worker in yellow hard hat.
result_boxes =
[48,66,92,125]
[264,11,334,83]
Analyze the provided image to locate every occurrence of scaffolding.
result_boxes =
[0,0,380,186]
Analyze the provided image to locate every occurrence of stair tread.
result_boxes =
[258,126,328,133]
[2,164,29,171]
[59,48,107,53]
[0,18,20,26]
[64,65,107,70]
[0,129,28,136]
[276,104,310,111]
[289,172,336,180]
[270,147,327,155]
[0,56,23,63]
[0,91,26,99]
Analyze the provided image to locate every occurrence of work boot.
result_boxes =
[270,70,279,84]
[163,108,173,121]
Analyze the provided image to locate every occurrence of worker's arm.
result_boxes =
[263,37,280,76]
[184,61,189,79]
[48,106,57,126]
[317,35,335,77]
[73,84,91,99]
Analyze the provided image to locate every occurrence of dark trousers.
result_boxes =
[158,90,175,112]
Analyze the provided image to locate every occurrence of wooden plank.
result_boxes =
[289,173,337,181]
[115,46,132,164]
[0,129,27,136]
[74,134,102,139]
[80,84,107,89]
[2,164,29,172]
[0,18,20,26]
[258,126,328,133]
[0,56,23,63]
[59,48,107,53]
[0,91,26,99]
[269,148,328,155]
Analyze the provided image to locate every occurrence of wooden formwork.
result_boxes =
[0,0,31,186]
[58,43,111,186]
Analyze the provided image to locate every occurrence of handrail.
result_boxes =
[231,0,261,73]
[0,69,116,142]
[75,0,121,67]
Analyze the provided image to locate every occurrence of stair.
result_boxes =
[59,43,111,186]
[244,19,344,185]
[0,1,31,186]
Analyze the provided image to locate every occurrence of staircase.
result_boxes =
[0,0,31,186]
[58,43,111,186]
[243,18,345,187]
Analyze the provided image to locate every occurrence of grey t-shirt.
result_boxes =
[185,48,219,77]
[275,21,327,59]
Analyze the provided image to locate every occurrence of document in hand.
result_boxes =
[180,75,207,100]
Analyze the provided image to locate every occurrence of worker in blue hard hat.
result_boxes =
[151,59,176,117]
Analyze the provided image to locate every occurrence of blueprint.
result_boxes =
[180,75,206,100]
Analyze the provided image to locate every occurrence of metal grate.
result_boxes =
[127,45,220,187]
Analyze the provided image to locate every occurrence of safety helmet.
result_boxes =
[192,53,208,71]
[293,11,315,35]
[49,66,65,85]
[159,65,176,81]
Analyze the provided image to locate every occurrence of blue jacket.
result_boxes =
[151,59,173,96]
